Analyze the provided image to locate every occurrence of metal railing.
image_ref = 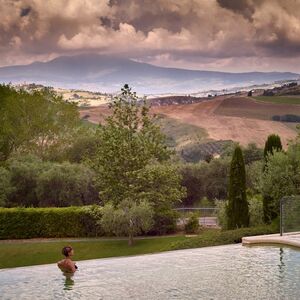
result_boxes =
[175,207,219,228]
[280,196,300,236]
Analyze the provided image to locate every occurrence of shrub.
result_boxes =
[8,155,48,207]
[216,196,264,229]
[185,212,200,234]
[215,200,228,229]
[149,209,179,235]
[6,155,99,207]
[170,225,278,250]
[264,134,282,159]
[0,167,14,206]
[246,160,263,193]
[0,206,103,239]
[272,114,300,123]
[36,162,99,207]
[101,200,154,245]
[180,158,230,205]
[248,194,264,227]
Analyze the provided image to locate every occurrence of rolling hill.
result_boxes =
[81,95,299,155]
[0,53,299,94]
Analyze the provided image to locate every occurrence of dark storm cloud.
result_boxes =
[107,0,199,33]
[1,0,300,71]
[217,0,256,19]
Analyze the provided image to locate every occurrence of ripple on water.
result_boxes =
[1,244,300,300]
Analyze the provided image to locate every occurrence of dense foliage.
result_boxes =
[87,85,185,243]
[170,225,278,250]
[0,206,103,239]
[4,155,99,207]
[184,212,200,233]
[261,144,300,222]
[101,200,154,245]
[0,85,80,160]
[227,146,249,229]
[180,158,230,205]
[1,84,299,238]
[263,134,282,159]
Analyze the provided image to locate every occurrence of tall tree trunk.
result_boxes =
[128,219,134,246]
[128,233,133,246]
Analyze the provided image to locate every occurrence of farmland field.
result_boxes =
[152,97,297,148]
[214,96,300,121]
[253,96,300,105]
[80,95,299,148]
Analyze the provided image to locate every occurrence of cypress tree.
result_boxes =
[263,134,282,159]
[263,134,282,223]
[227,145,249,229]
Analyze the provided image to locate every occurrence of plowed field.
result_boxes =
[80,96,299,148]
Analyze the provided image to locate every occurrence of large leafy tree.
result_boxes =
[89,85,185,243]
[89,84,176,205]
[227,145,249,229]
[262,134,283,222]
[261,144,300,222]
[0,85,80,160]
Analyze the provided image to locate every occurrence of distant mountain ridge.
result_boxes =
[0,54,299,94]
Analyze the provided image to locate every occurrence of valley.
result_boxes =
[81,94,298,150]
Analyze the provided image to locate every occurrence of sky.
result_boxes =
[1,0,300,72]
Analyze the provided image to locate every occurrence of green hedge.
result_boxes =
[170,225,278,250]
[0,206,103,239]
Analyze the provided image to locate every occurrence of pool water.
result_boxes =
[1,244,300,299]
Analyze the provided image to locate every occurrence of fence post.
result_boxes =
[280,197,283,236]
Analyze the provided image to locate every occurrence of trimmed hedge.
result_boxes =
[170,225,278,250]
[0,206,103,239]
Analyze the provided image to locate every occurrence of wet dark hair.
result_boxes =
[62,246,73,257]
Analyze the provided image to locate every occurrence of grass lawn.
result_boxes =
[253,96,300,105]
[0,235,188,269]
[0,225,277,269]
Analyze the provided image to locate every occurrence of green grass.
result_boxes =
[0,236,188,269]
[0,225,277,269]
[253,96,300,105]
[80,119,99,128]
[155,114,208,148]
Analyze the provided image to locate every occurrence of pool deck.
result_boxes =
[242,232,300,248]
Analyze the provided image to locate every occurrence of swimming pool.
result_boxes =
[0,244,299,299]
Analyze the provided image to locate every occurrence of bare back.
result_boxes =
[57,258,76,273]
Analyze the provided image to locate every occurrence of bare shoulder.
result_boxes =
[57,259,65,267]
[57,259,76,273]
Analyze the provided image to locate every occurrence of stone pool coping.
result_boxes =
[242,232,300,248]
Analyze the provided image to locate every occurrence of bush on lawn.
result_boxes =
[185,212,200,234]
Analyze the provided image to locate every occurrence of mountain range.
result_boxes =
[0,54,299,94]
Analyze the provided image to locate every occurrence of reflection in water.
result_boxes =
[63,272,75,290]
[278,247,285,278]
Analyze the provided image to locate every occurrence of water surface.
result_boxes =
[0,244,299,299]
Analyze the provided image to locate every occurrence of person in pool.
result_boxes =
[57,246,78,273]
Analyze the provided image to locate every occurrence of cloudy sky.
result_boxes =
[1,0,300,72]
